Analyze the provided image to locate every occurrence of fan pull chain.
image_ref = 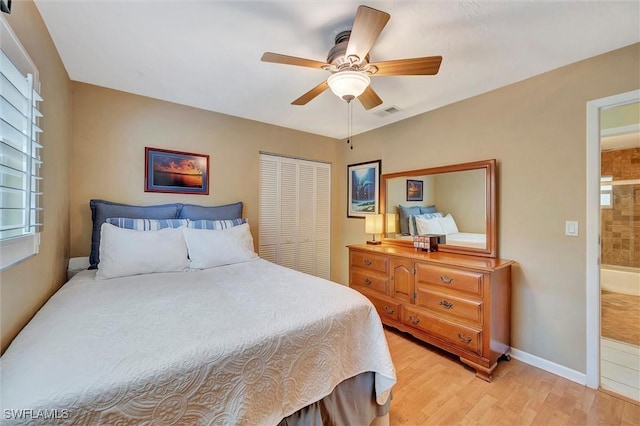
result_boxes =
[346,100,353,150]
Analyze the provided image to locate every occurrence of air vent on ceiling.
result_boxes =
[374,105,403,117]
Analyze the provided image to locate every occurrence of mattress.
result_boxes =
[396,232,486,248]
[1,259,396,425]
[444,232,486,248]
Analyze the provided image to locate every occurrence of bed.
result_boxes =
[396,232,486,248]
[0,200,396,425]
[395,205,486,249]
[440,232,486,248]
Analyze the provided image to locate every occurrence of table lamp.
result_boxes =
[365,214,383,245]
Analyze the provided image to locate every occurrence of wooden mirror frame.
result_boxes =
[381,159,497,258]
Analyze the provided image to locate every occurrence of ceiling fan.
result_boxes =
[261,5,442,110]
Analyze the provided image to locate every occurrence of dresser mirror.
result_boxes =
[381,159,497,258]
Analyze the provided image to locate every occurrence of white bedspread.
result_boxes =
[1,259,396,425]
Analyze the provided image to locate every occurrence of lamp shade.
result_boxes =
[385,213,397,233]
[327,71,370,101]
[365,214,384,234]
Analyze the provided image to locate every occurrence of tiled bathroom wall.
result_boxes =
[601,148,640,268]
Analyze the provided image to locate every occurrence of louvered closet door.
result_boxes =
[259,154,331,279]
[314,163,331,280]
[297,160,315,276]
[258,156,278,263]
[278,158,299,270]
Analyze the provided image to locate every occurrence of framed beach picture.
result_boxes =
[347,160,381,218]
[406,179,423,201]
[145,147,209,195]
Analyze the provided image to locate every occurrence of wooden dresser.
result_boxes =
[348,243,514,381]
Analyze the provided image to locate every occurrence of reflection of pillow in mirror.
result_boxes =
[419,205,437,214]
[439,214,459,235]
[415,216,445,235]
[410,212,443,235]
[398,205,421,235]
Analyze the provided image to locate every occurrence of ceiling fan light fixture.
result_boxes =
[327,71,370,101]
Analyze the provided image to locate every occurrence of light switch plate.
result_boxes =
[565,220,579,237]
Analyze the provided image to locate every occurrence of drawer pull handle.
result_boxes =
[409,315,420,324]
[440,275,454,284]
[439,300,454,310]
[364,259,372,266]
[384,306,395,314]
[457,333,472,344]
[363,278,372,286]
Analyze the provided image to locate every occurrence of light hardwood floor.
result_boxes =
[384,327,639,425]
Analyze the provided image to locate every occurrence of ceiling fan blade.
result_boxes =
[370,56,443,76]
[345,6,390,63]
[292,81,330,105]
[358,86,383,110]
[261,52,328,69]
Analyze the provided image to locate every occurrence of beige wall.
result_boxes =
[0,1,72,353]
[338,43,640,373]
[70,82,341,273]
[2,1,638,378]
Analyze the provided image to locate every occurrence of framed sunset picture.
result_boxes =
[406,179,423,201]
[145,147,209,195]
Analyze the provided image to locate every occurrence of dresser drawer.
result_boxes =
[350,270,388,295]
[416,263,483,296]
[364,293,401,322]
[402,306,481,355]
[350,251,388,274]
[415,288,483,325]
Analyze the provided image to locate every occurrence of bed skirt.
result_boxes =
[279,372,391,426]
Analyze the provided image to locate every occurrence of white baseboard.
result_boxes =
[510,347,587,385]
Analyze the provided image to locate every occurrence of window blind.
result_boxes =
[0,16,43,269]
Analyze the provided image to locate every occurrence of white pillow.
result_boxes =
[409,212,443,236]
[97,223,189,279]
[415,216,445,235]
[183,223,258,270]
[439,214,459,235]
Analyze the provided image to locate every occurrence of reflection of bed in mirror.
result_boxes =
[380,159,497,258]
[393,232,486,249]
[391,176,486,248]
[442,232,485,248]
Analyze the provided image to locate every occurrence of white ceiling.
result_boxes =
[34,0,640,140]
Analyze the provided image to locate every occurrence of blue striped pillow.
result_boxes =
[106,218,188,230]
[187,218,247,230]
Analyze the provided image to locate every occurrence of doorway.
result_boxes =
[586,90,640,401]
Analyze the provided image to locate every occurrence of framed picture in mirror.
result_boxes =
[406,179,423,201]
